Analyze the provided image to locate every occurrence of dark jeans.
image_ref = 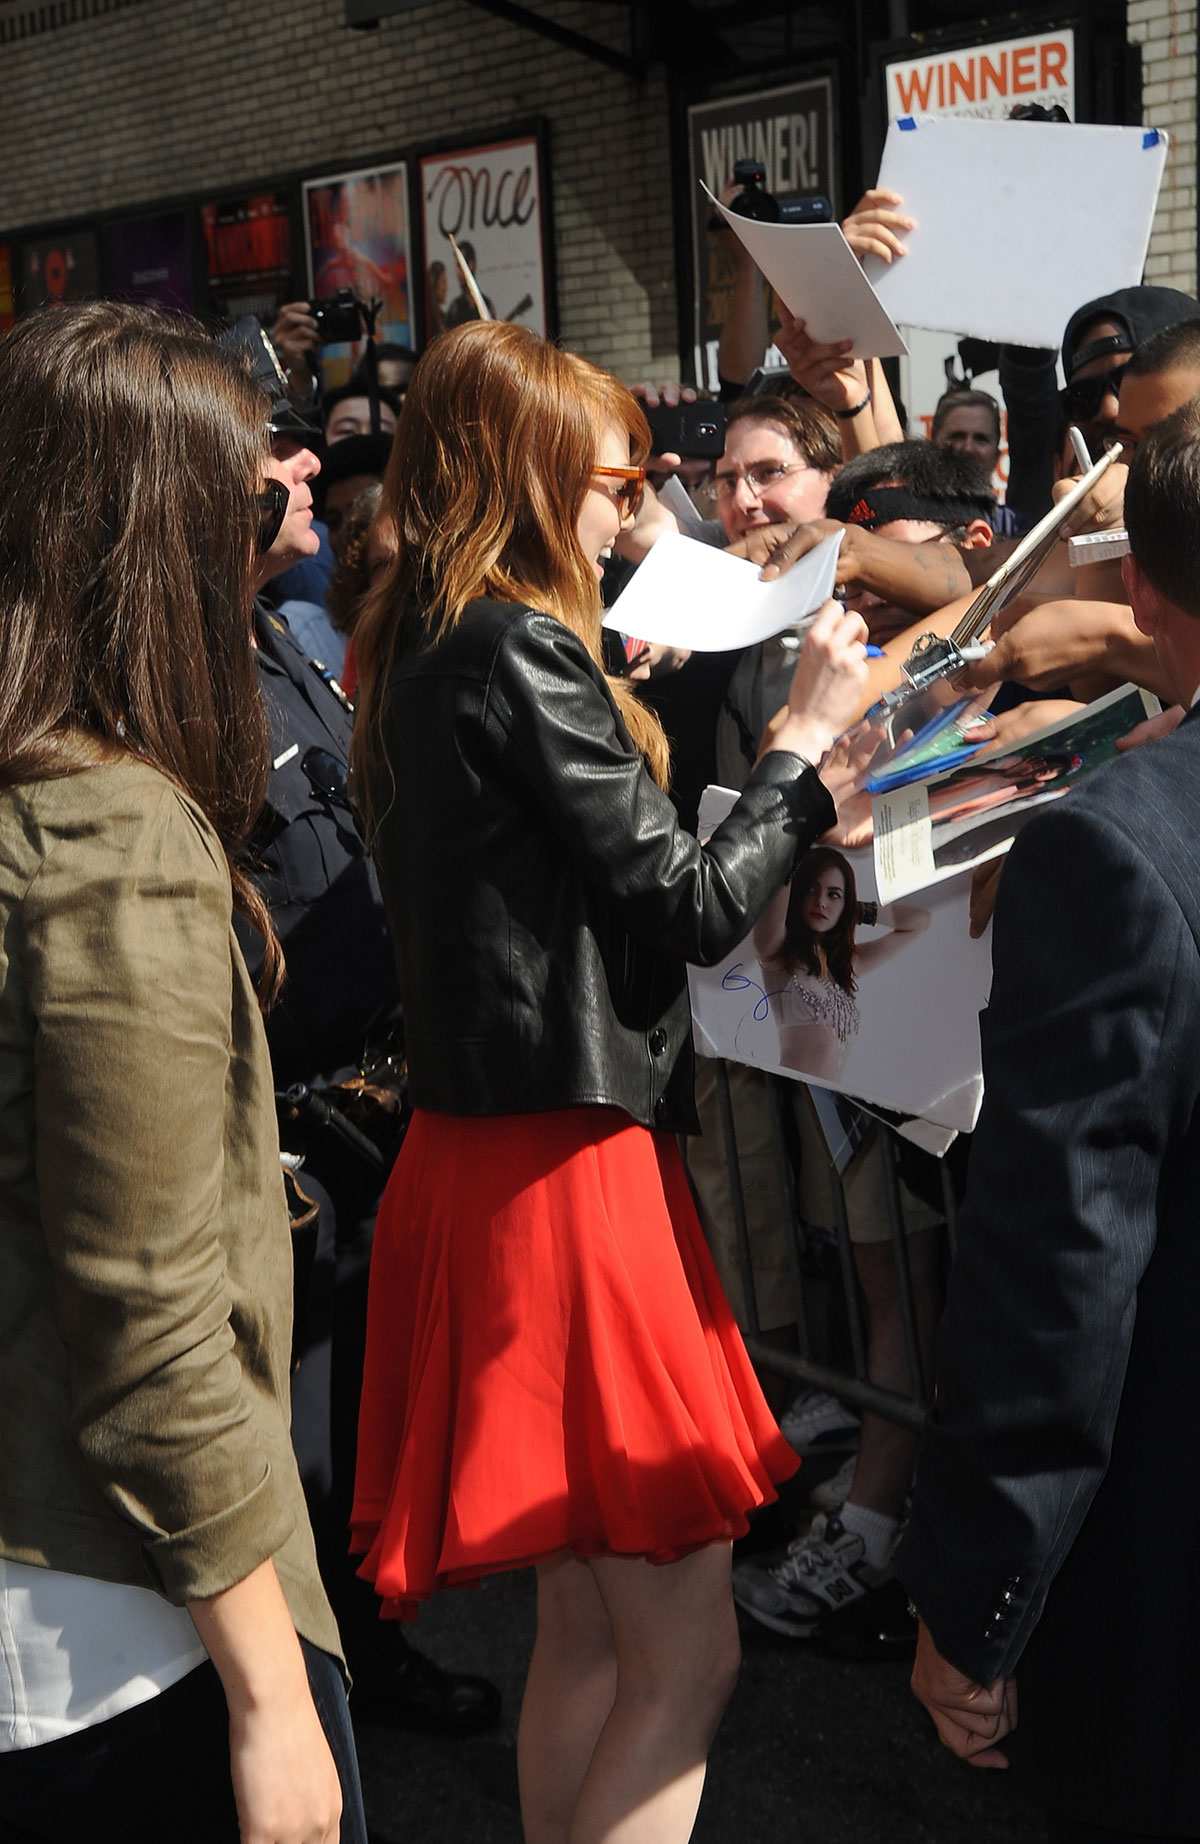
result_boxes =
[0,1639,366,1844]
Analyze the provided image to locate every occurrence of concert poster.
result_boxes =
[302,161,413,386]
[418,131,550,345]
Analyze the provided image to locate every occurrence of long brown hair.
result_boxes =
[351,320,669,819]
[0,301,281,994]
[782,848,858,993]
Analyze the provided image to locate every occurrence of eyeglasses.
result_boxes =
[1060,362,1130,425]
[593,465,646,518]
[256,479,290,553]
[712,460,811,502]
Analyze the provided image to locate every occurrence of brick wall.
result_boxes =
[0,0,681,377]
[1129,0,1198,292]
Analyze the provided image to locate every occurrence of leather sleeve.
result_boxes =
[23,782,296,1601]
[483,611,836,965]
[896,796,1200,1682]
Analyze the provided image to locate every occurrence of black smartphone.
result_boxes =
[646,401,726,459]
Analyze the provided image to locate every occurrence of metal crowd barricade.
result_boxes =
[692,1058,958,1435]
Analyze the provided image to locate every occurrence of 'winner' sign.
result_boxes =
[886,30,1075,124]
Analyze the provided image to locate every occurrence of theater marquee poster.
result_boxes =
[687,77,838,391]
[201,189,293,325]
[418,131,551,343]
[303,161,414,386]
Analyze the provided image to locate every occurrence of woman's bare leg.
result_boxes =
[519,1554,618,1844]
[567,1543,740,1844]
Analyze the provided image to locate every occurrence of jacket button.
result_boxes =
[649,1028,668,1055]
[654,1097,667,1123]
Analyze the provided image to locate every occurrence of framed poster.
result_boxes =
[419,129,551,342]
[103,210,192,314]
[303,161,413,386]
[201,189,293,325]
[686,76,838,390]
[21,228,99,311]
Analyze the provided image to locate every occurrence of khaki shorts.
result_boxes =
[685,1056,943,1334]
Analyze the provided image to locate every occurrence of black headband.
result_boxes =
[840,486,967,531]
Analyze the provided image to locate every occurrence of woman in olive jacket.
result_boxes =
[349,321,868,1844]
[0,305,362,1844]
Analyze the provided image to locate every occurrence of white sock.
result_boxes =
[838,1500,897,1570]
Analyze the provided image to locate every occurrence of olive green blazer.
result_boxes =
[0,759,339,1659]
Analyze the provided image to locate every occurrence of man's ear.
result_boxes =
[961,518,994,550]
[1123,551,1160,635]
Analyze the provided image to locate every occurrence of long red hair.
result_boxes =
[351,321,668,823]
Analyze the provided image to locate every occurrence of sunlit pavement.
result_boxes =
[353,1558,1044,1844]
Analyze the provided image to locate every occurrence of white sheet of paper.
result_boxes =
[703,186,908,359]
[656,472,710,539]
[602,529,841,651]
[865,117,1169,348]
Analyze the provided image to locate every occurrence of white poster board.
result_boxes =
[864,117,1168,349]
[882,28,1077,486]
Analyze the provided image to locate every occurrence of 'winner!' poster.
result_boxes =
[303,162,413,388]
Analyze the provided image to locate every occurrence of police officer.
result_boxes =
[236,366,501,1734]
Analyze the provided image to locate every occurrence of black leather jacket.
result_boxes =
[367,599,836,1134]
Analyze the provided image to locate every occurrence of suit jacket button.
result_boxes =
[649,1027,668,1055]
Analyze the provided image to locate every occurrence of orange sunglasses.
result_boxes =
[594,465,646,518]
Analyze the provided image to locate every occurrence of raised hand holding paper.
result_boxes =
[863,116,1168,348]
[602,528,842,652]
[703,185,908,359]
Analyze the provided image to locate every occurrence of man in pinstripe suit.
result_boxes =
[898,395,1200,1843]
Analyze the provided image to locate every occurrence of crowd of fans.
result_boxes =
[239,169,1200,1695]
[3,138,1198,1844]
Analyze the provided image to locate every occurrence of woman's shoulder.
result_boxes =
[393,600,608,725]
[3,759,227,894]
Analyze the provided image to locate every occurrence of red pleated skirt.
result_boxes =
[350,1106,798,1619]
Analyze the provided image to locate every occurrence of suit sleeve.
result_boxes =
[484,612,836,965]
[895,796,1200,1683]
[24,783,295,1601]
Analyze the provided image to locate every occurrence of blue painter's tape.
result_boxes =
[898,116,917,130]
[1143,129,1162,147]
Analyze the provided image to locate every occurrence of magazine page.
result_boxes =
[871,684,1159,905]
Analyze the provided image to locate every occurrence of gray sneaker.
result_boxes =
[778,1389,860,1455]
[810,1451,857,1513]
[732,1514,886,1638]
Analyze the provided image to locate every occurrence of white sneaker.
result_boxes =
[778,1389,860,1455]
[810,1452,857,1513]
[732,1513,886,1639]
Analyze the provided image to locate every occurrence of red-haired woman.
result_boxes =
[349,320,868,1844]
